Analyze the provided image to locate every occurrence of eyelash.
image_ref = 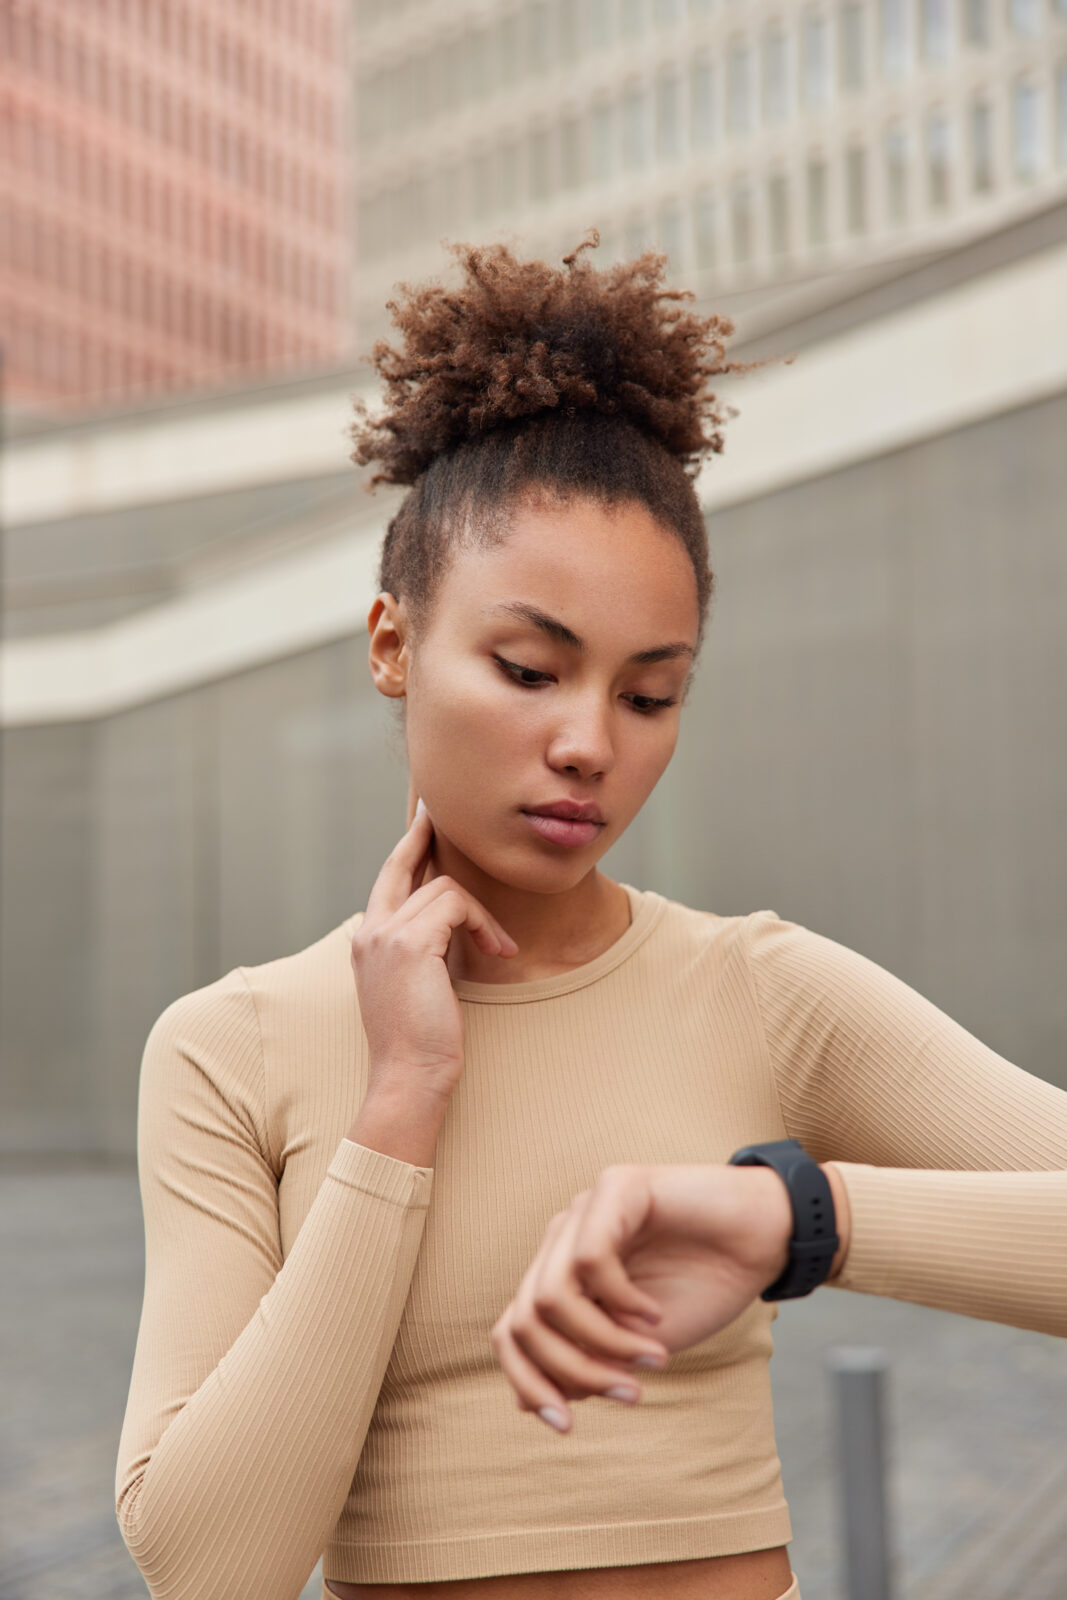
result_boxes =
[492,655,678,716]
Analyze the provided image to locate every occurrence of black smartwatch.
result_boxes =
[727,1138,839,1301]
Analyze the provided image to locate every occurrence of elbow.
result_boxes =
[116,1474,223,1600]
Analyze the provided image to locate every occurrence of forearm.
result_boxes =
[821,1161,852,1282]
[821,1162,1067,1337]
[117,1139,431,1600]
[347,1078,448,1169]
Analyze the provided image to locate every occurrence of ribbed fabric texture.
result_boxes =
[115,889,1067,1598]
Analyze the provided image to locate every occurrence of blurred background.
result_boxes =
[1,1,1066,1596]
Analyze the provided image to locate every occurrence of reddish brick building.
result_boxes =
[0,1,353,412]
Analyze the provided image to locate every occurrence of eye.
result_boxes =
[492,656,677,714]
[493,655,553,687]
[626,694,677,716]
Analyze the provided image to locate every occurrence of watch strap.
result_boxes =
[727,1138,839,1300]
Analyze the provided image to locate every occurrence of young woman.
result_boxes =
[116,238,1067,1600]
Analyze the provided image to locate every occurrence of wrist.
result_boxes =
[348,1077,450,1167]
[819,1162,851,1280]
[730,1166,793,1288]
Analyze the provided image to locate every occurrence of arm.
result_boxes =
[822,1161,1067,1335]
[115,970,435,1600]
[744,911,1067,1335]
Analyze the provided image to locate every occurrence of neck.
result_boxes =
[421,836,631,984]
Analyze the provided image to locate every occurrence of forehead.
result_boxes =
[439,494,699,644]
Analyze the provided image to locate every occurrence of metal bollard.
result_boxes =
[827,1346,894,1600]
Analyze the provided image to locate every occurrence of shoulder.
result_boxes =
[143,917,355,1080]
[650,894,787,960]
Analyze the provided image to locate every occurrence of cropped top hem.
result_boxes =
[325,1503,794,1584]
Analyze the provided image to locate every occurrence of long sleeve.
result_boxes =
[742,911,1067,1336]
[114,967,433,1600]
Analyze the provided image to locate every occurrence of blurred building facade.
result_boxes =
[353,0,1067,343]
[0,1,353,413]
[2,197,1066,1156]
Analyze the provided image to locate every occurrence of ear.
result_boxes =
[367,592,409,699]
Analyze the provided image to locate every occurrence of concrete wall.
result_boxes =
[2,387,1065,1156]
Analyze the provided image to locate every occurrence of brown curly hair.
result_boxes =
[348,231,758,661]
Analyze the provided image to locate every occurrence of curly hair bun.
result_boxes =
[349,230,753,486]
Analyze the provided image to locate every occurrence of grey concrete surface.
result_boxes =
[1,1161,1064,1599]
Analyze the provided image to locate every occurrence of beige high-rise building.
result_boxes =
[352,0,1067,342]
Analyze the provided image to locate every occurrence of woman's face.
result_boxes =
[376,492,700,895]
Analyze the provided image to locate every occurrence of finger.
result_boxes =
[570,1173,667,1328]
[405,780,419,829]
[491,1310,574,1430]
[390,876,519,957]
[364,809,436,919]
[521,1205,667,1376]
[510,1302,650,1403]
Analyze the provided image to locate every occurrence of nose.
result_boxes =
[545,693,616,781]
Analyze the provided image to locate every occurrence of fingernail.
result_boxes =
[538,1406,570,1432]
[604,1385,639,1403]
[633,1352,666,1369]
[415,797,427,819]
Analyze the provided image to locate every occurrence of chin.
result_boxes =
[445,820,611,894]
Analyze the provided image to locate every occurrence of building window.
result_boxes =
[806,154,829,242]
[730,178,753,262]
[727,38,753,134]
[1008,0,1040,34]
[624,213,650,255]
[620,0,646,37]
[622,83,647,167]
[767,170,790,254]
[560,114,584,187]
[590,100,614,180]
[763,22,788,120]
[925,109,951,207]
[693,186,717,268]
[690,54,717,147]
[879,0,909,77]
[962,0,990,42]
[587,0,614,46]
[657,198,684,266]
[527,1,554,73]
[970,97,994,189]
[496,12,520,85]
[839,3,864,90]
[802,12,832,107]
[845,142,867,229]
[469,24,492,96]
[656,67,681,158]
[529,125,553,199]
[557,0,581,61]
[1012,79,1043,177]
[472,148,495,217]
[496,139,520,211]
[920,0,951,61]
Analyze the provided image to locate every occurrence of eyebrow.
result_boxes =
[488,601,694,665]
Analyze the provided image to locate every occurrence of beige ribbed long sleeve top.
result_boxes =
[115,886,1067,1600]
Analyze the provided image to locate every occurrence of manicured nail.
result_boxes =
[604,1385,639,1403]
[633,1352,667,1369]
[415,797,427,819]
[538,1406,570,1432]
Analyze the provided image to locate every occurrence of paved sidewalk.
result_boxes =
[1,1161,1064,1599]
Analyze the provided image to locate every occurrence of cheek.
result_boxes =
[407,669,524,779]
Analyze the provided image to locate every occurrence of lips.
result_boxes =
[520,802,606,849]
[523,800,605,824]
